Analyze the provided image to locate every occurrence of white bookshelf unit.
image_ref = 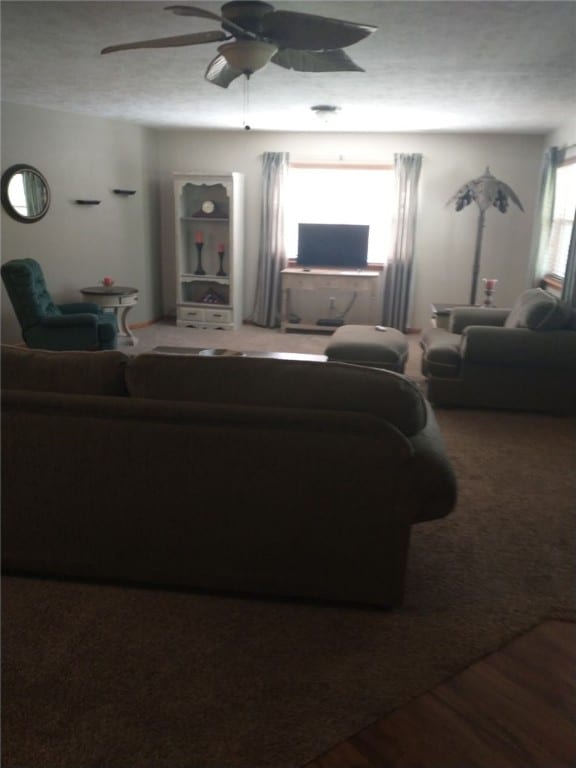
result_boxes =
[173,172,244,330]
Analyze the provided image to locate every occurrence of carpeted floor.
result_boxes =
[125,318,349,357]
[3,321,575,768]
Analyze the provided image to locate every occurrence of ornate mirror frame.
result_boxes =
[1,164,51,223]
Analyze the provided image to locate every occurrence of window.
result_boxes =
[544,160,576,279]
[285,164,395,265]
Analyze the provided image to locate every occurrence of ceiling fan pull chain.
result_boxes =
[243,75,251,130]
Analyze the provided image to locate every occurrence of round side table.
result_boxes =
[80,286,139,345]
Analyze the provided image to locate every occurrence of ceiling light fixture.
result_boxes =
[217,40,278,77]
[311,104,341,123]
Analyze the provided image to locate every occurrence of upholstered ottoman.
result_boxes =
[325,325,408,373]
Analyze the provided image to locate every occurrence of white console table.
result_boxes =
[280,267,381,332]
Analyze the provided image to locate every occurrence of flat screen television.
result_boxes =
[297,223,369,269]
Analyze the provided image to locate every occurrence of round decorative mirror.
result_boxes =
[1,164,50,223]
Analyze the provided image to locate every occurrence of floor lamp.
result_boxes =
[448,167,524,305]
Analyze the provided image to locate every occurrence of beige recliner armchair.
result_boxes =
[420,288,576,414]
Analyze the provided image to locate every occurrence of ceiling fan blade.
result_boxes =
[101,30,226,55]
[164,5,225,23]
[271,48,364,73]
[165,4,257,40]
[261,11,376,51]
[205,54,244,88]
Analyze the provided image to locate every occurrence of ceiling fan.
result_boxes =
[101,1,377,88]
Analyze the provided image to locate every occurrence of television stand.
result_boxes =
[280,267,381,332]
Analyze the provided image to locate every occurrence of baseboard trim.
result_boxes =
[129,316,167,330]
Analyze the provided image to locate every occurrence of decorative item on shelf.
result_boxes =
[101,276,115,288]
[194,230,206,275]
[482,278,498,307]
[201,287,226,305]
[193,199,222,217]
[112,189,137,196]
[216,243,227,276]
[75,200,101,205]
[447,167,523,305]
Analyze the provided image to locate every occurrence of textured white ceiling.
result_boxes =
[2,1,575,133]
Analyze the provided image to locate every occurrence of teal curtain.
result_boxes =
[529,146,560,284]
[561,211,576,306]
[250,152,290,327]
[381,153,422,331]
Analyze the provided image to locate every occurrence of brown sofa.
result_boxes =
[1,344,457,608]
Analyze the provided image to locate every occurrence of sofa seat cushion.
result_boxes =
[504,288,572,331]
[126,354,428,437]
[1,344,129,395]
[420,329,461,378]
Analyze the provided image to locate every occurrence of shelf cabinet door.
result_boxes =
[173,172,244,330]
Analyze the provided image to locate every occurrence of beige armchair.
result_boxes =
[420,289,576,414]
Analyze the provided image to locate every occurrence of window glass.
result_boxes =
[286,166,395,265]
[545,161,576,278]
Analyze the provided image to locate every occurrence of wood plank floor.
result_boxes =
[305,620,576,768]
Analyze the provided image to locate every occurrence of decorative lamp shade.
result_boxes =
[447,167,524,305]
[448,167,524,214]
[217,41,278,75]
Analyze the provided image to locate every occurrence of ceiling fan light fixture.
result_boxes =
[218,40,278,75]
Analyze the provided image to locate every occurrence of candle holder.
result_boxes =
[216,248,227,277]
[194,243,206,275]
[482,278,498,307]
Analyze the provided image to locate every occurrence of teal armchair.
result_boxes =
[1,258,117,351]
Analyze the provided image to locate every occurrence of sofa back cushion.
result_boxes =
[126,354,428,436]
[504,288,572,331]
[1,345,129,395]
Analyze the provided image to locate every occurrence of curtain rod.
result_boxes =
[290,161,393,170]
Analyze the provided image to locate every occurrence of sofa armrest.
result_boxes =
[406,402,457,523]
[59,302,102,315]
[461,325,576,368]
[40,314,98,328]
[449,307,510,334]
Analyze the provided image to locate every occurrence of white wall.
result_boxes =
[1,103,161,345]
[1,102,547,341]
[547,118,576,150]
[155,129,545,329]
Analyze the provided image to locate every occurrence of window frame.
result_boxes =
[286,161,394,269]
[541,155,576,288]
